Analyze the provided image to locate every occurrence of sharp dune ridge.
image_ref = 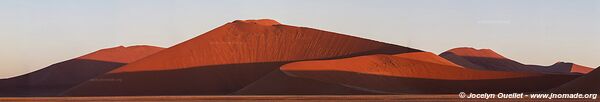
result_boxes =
[77,45,164,63]
[393,52,463,68]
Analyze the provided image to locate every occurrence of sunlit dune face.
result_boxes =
[570,64,594,74]
[282,54,541,80]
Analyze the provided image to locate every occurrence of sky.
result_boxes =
[0,0,599,78]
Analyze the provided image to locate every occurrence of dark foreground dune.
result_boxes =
[1,95,594,102]
[234,70,374,95]
[0,95,463,102]
[0,45,163,97]
[0,59,123,97]
[65,19,422,96]
[281,53,580,94]
[547,68,600,93]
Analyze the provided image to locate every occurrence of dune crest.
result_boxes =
[443,47,506,59]
[234,19,281,26]
[393,52,462,67]
[78,45,164,63]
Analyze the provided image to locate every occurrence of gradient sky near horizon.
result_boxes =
[1,0,599,78]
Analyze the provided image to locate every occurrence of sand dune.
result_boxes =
[548,68,600,93]
[281,53,579,94]
[233,70,374,95]
[64,19,422,96]
[78,45,164,63]
[393,52,462,67]
[0,45,162,97]
[440,47,593,74]
[234,53,461,95]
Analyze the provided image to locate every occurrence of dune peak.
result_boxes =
[233,19,281,26]
[444,47,505,59]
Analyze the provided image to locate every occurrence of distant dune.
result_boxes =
[440,47,593,74]
[0,45,163,97]
[281,53,579,94]
[64,19,422,96]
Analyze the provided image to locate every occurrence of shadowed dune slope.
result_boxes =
[233,70,374,95]
[0,59,123,97]
[281,54,579,94]
[440,47,593,74]
[64,19,423,96]
[0,45,162,97]
[548,68,600,94]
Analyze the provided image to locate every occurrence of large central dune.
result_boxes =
[64,19,423,96]
[0,45,163,97]
[281,52,579,94]
[440,47,593,74]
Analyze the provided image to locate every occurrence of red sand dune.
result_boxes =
[234,52,462,95]
[564,63,594,74]
[440,47,593,74]
[78,45,164,63]
[281,53,579,94]
[64,19,423,96]
[0,45,163,97]
[548,68,600,93]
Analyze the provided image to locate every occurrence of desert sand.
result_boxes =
[1,19,596,100]
[0,45,163,97]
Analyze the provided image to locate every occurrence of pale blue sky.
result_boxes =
[1,0,599,78]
